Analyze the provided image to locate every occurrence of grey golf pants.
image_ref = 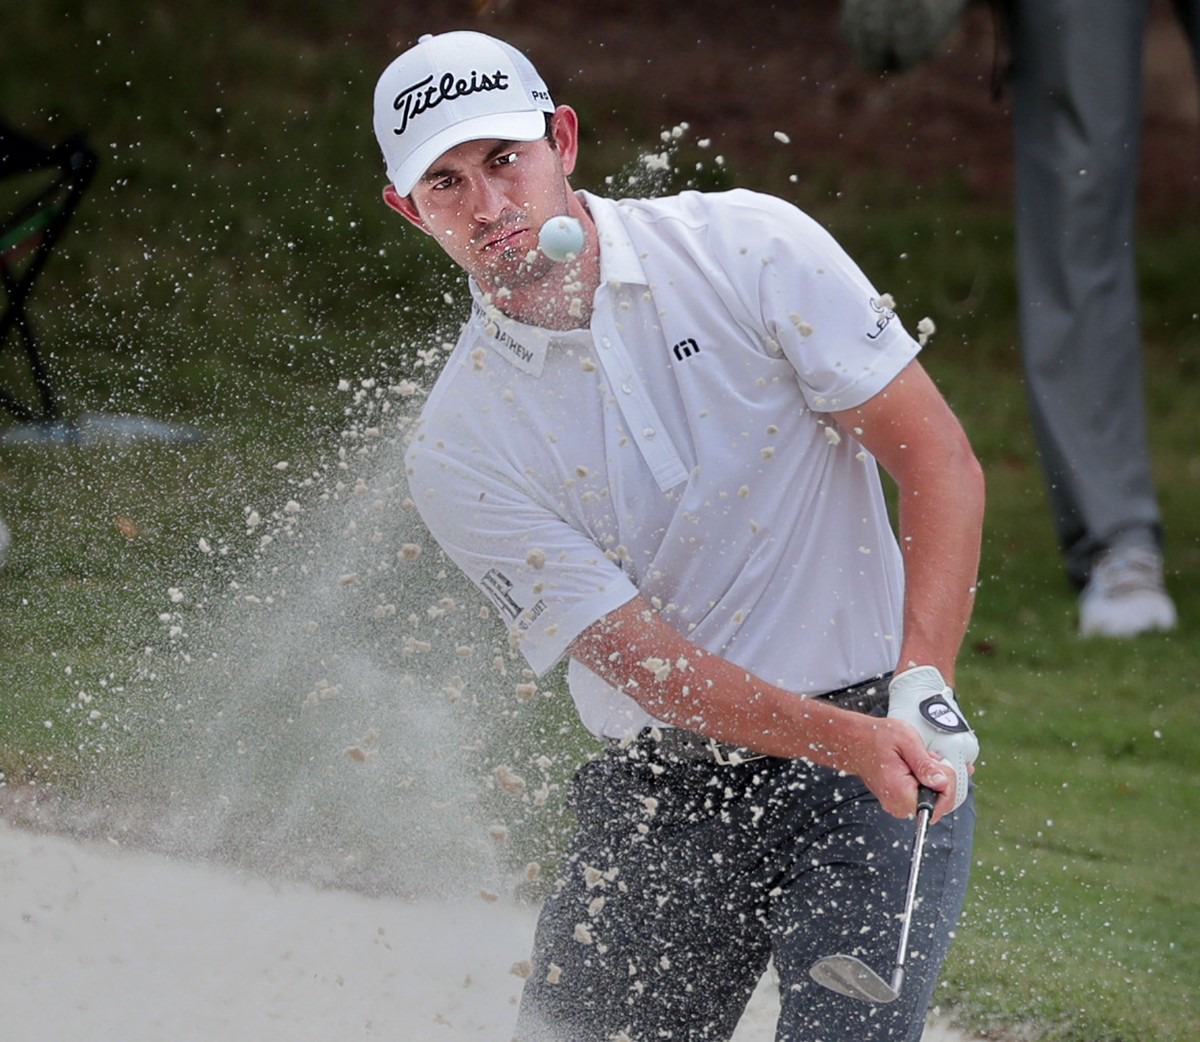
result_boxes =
[1007,0,1200,584]
[513,743,975,1042]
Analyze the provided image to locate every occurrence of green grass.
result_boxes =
[946,457,1200,1041]
[2,4,1199,1040]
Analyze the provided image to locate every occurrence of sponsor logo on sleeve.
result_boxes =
[865,297,897,340]
[481,567,546,632]
[481,568,523,622]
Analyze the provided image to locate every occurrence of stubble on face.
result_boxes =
[454,197,591,328]
[470,211,562,293]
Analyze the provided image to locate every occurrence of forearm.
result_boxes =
[569,596,950,818]
[569,596,875,771]
[893,439,985,684]
[833,360,985,685]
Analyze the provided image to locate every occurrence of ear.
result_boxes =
[549,105,580,178]
[382,184,430,235]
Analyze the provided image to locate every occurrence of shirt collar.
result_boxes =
[579,191,650,289]
[465,291,553,377]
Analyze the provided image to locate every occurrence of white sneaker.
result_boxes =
[1078,545,1178,637]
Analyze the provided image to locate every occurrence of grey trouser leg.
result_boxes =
[1006,0,1200,584]
[513,751,975,1042]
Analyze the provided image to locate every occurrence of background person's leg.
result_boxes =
[1008,0,1161,585]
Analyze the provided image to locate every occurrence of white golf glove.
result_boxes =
[887,665,978,812]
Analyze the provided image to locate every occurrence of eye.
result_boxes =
[493,150,520,169]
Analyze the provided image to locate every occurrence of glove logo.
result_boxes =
[920,696,969,734]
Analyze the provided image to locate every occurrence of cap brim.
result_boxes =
[390,110,549,196]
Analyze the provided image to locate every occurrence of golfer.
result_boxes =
[373,30,984,1042]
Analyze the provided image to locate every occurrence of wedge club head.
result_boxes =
[809,953,900,1004]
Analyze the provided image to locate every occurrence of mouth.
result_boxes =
[479,225,532,255]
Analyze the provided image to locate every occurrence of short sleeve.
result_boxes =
[705,190,922,412]
[405,440,639,676]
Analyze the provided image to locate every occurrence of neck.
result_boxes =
[482,243,600,330]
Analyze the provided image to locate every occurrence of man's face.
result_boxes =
[391,121,576,296]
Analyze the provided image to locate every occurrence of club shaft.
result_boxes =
[890,785,936,991]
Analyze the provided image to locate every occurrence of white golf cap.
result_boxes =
[372,31,555,196]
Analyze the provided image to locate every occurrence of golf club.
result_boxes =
[809,783,937,1004]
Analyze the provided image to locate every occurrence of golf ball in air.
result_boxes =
[537,215,585,262]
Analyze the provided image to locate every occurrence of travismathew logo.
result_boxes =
[390,68,511,136]
[672,337,700,362]
[471,298,545,375]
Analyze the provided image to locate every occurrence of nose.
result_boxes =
[465,173,510,225]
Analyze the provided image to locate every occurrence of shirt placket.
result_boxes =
[590,300,688,492]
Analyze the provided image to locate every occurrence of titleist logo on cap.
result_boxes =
[390,69,511,136]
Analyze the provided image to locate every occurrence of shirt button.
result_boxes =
[643,427,656,439]
[621,384,632,394]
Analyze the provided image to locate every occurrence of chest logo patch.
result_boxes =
[672,337,701,362]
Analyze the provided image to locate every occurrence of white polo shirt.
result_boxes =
[405,188,920,740]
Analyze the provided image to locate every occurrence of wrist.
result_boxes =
[789,696,873,773]
[895,662,953,687]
